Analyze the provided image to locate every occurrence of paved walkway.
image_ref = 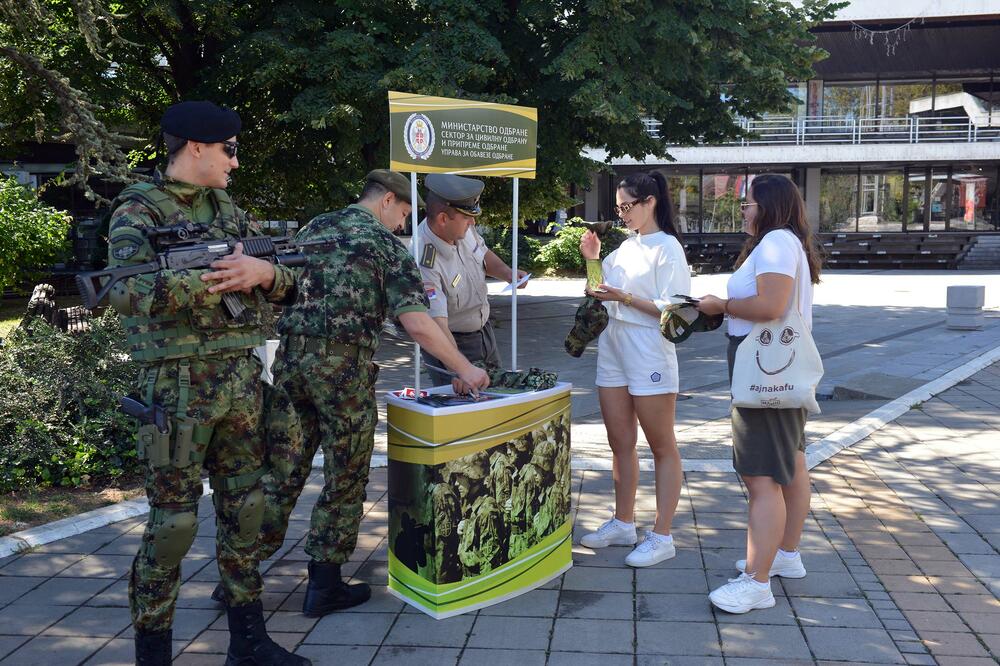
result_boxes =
[1,358,998,664]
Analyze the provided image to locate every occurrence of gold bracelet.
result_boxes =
[623,293,633,307]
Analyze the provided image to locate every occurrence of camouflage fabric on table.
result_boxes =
[475,361,557,391]
[128,352,267,632]
[260,203,428,565]
[564,296,609,357]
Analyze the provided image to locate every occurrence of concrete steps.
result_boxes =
[958,234,1000,270]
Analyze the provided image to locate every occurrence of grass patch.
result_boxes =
[0,474,145,537]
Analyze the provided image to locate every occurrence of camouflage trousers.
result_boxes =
[260,336,378,564]
[129,351,267,633]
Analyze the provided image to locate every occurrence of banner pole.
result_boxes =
[511,177,519,370]
[411,172,421,393]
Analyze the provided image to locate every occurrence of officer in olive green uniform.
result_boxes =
[413,174,528,386]
[106,101,309,666]
[259,170,489,617]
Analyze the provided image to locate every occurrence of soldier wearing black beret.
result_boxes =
[108,101,309,666]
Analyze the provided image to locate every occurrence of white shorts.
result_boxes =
[596,318,679,395]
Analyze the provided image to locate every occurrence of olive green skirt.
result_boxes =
[727,335,806,486]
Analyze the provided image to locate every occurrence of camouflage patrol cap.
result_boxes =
[475,361,557,391]
[425,173,484,217]
[564,296,609,357]
[366,169,425,207]
[659,295,723,344]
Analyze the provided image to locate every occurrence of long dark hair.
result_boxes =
[617,171,682,242]
[736,174,821,284]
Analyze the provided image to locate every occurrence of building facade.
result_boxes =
[580,0,1000,238]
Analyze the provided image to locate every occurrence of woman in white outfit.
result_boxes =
[578,171,690,567]
[696,174,821,613]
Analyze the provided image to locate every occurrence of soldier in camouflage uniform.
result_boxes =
[106,101,308,666]
[259,169,489,617]
[430,475,462,583]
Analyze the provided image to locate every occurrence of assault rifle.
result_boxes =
[76,223,331,317]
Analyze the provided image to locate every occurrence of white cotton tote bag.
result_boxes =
[731,248,824,414]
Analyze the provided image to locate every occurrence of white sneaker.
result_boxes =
[625,532,676,567]
[709,573,776,614]
[735,551,806,579]
[580,516,637,548]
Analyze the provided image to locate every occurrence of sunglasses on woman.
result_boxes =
[220,140,238,159]
[613,196,649,217]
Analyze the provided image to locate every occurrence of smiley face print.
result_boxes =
[755,326,797,376]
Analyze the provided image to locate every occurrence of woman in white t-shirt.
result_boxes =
[696,174,822,614]
[576,171,691,567]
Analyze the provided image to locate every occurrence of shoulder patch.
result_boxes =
[111,241,140,261]
[420,244,436,269]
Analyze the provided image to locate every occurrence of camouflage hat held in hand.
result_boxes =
[659,295,723,344]
[564,296,609,357]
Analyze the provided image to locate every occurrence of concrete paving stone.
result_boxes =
[696,529,746,550]
[903,610,972,633]
[956,554,1000,579]
[547,652,633,666]
[878,575,936,593]
[962,514,1000,533]
[699,548,745,574]
[350,559,388,585]
[303,612,395,645]
[717,624,811,660]
[550,618,633,654]
[42,605,132,638]
[940,533,997,555]
[875,608,907,622]
[790,596,882,628]
[479,589,559,618]
[943,594,1000,614]
[459,648,548,666]
[958,611,1000,634]
[571,545,634,568]
[890,629,921,642]
[979,632,1000,654]
[383,613,475,648]
[82,638,188,665]
[176,581,227,609]
[374,646,463,665]
[0,635,107,665]
[85,579,129,607]
[908,546,968,562]
[916,560,975,577]
[558,590,633,620]
[803,626,905,663]
[636,593,714,623]
[780,572,864,598]
[562,565,634,593]
[928,576,992,595]
[635,620,720,656]
[34,532,114,554]
[292,645,378,666]
[0,553,83,577]
[93,533,143,556]
[636,567,709,594]
[722,660,812,666]
[921,631,993,657]
[868,559,924,576]
[467,615,551,650]
[0,603,74,635]
[0,637,28,661]
[901,654,937,665]
[183,629,228,653]
[883,619,915,631]
[9,576,112,607]
[55,554,134,579]
[0,576,43,605]
[636,657,724,666]
[865,590,892,601]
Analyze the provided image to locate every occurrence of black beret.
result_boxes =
[160,101,241,143]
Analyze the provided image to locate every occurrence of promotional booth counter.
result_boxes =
[385,382,573,618]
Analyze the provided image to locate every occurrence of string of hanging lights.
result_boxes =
[851,16,925,56]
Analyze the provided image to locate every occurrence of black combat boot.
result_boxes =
[211,582,226,607]
[134,628,172,666]
[225,599,311,666]
[301,560,371,617]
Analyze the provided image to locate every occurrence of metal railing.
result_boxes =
[643,115,1000,145]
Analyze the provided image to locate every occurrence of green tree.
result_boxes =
[0,176,71,293]
[1,0,840,220]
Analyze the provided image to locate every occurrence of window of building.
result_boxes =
[666,174,700,234]
[701,170,745,233]
[949,164,999,231]
[819,169,859,232]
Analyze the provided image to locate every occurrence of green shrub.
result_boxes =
[0,177,71,294]
[534,218,628,272]
[479,225,542,270]
[0,310,139,492]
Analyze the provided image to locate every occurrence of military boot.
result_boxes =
[211,582,226,608]
[134,628,172,666]
[225,599,311,666]
[302,560,371,617]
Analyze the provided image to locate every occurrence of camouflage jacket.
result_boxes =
[277,204,428,350]
[106,179,296,360]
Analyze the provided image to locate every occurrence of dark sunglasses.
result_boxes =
[613,196,649,217]
[220,140,238,159]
